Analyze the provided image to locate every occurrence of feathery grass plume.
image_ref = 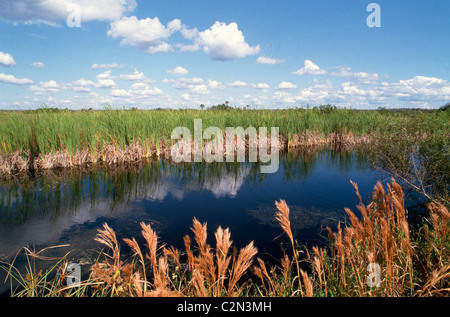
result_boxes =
[321,178,450,296]
[191,217,208,253]
[123,237,146,292]
[140,221,158,274]
[92,223,137,296]
[253,258,273,295]
[334,222,346,288]
[164,246,181,270]
[350,180,375,252]
[418,264,450,297]
[190,218,216,287]
[183,235,194,271]
[275,199,301,288]
[428,202,450,264]
[186,218,258,297]
[312,246,327,296]
[132,271,144,297]
[300,269,313,297]
[344,207,362,240]
[154,256,169,291]
[227,241,258,296]
[191,269,208,297]
[416,201,450,296]
[252,266,265,294]
[275,200,294,246]
[215,226,233,296]
[94,223,120,266]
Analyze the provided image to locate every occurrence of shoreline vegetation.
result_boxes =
[1,105,448,178]
[1,178,449,297]
[1,105,373,177]
[0,129,370,177]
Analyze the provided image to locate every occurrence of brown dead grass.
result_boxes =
[0,131,370,178]
[89,218,258,297]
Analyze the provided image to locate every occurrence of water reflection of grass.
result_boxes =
[248,203,341,234]
[0,150,360,226]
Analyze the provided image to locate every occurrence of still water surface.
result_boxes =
[0,149,388,292]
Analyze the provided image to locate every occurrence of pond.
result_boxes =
[0,148,389,294]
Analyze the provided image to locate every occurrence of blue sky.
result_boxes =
[0,0,449,109]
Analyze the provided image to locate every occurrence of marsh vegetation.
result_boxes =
[0,105,448,297]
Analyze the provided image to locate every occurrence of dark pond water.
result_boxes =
[0,148,390,294]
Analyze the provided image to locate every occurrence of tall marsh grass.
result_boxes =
[1,107,448,176]
[2,179,448,297]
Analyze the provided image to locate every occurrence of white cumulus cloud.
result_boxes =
[163,77,204,90]
[181,93,191,101]
[162,77,210,95]
[278,81,297,90]
[207,79,225,90]
[330,66,379,82]
[30,80,61,94]
[108,16,181,54]
[254,83,270,90]
[0,73,33,85]
[91,63,123,70]
[256,56,285,65]
[273,91,296,104]
[69,72,117,90]
[107,16,259,61]
[71,78,95,92]
[292,60,327,75]
[194,22,260,61]
[167,66,188,75]
[95,70,116,88]
[190,84,210,95]
[228,80,247,88]
[111,83,163,100]
[382,76,450,102]
[119,69,151,82]
[0,52,16,67]
[31,62,45,68]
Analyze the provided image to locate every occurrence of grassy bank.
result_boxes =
[1,179,449,297]
[0,106,448,177]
